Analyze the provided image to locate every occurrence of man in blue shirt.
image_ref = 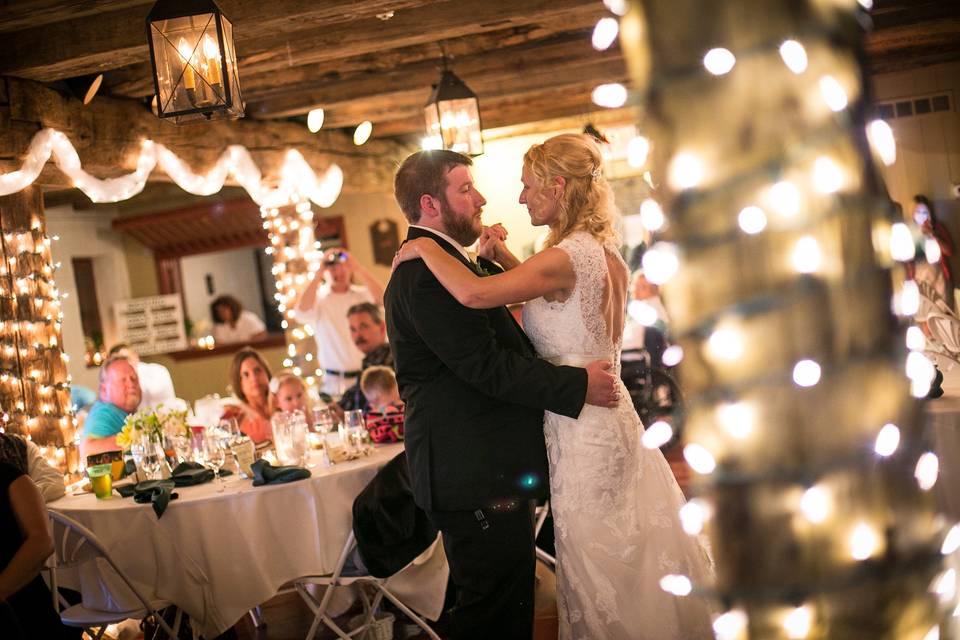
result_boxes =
[82,356,142,456]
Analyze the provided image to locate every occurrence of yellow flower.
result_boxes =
[116,423,135,450]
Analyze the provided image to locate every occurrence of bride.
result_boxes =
[394,133,713,639]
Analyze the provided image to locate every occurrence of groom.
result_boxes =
[385,150,618,639]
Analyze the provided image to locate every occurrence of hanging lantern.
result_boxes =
[146,0,243,123]
[423,66,483,156]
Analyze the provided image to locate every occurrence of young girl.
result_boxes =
[268,370,313,416]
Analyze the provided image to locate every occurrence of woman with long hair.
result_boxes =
[394,133,713,639]
[221,347,274,444]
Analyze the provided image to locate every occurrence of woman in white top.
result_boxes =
[211,295,268,345]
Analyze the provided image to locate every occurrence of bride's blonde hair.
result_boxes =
[523,133,620,248]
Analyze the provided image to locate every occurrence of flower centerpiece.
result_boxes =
[116,405,189,449]
[116,406,189,480]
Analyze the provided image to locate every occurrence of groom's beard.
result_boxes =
[439,197,482,247]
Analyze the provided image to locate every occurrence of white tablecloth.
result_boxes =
[49,443,448,636]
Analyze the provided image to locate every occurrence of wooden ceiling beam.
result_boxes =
[0,1,152,34]
[0,0,597,83]
[368,83,632,138]
[0,0,446,81]
[0,76,410,195]
[247,36,622,119]
[103,11,605,100]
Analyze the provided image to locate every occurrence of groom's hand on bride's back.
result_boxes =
[584,360,619,408]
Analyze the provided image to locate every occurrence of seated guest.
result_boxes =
[211,295,268,345]
[361,367,404,444]
[338,302,393,413]
[107,343,178,410]
[221,348,273,444]
[623,269,670,366]
[0,461,63,639]
[268,370,314,416]
[82,356,141,456]
[0,434,65,503]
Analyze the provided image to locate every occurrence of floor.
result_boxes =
[232,562,559,640]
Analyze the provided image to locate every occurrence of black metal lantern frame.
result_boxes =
[146,0,243,123]
[424,66,484,156]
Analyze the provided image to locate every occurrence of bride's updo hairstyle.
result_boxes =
[523,133,620,248]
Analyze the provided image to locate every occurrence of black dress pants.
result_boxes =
[427,501,536,640]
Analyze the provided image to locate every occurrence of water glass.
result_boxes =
[343,410,366,452]
[272,410,307,466]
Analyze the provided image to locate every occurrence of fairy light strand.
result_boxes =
[0,128,344,209]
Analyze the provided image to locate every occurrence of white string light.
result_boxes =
[641,420,674,449]
[591,83,629,108]
[779,40,808,74]
[0,128,343,208]
[703,48,736,75]
[592,17,620,51]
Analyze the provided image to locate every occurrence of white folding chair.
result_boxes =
[293,530,441,640]
[534,500,556,570]
[47,510,183,640]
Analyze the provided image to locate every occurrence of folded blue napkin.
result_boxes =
[251,459,310,486]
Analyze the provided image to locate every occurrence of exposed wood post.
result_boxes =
[0,185,78,470]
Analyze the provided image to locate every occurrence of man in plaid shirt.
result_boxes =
[338,302,393,412]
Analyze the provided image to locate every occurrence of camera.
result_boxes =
[324,250,348,265]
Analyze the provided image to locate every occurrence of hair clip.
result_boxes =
[591,167,602,180]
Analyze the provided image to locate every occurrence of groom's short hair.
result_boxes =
[394,150,472,224]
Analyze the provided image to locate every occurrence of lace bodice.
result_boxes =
[522,231,625,365]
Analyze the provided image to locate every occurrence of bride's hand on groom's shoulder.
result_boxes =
[391,238,431,272]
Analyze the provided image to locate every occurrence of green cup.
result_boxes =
[88,464,113,499]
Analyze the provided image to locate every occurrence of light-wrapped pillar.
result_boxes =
[619,0,954,637]
[0,187,77,467]
[261,197,324,390]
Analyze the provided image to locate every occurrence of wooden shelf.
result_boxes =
[166,334,286,361]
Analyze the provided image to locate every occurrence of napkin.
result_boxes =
[115,479,177,518]
[251,459,311,486]
[170,462,234,486]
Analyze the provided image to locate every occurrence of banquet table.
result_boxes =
[49,443,448,637]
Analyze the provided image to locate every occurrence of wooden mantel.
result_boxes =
[0,76,411,196]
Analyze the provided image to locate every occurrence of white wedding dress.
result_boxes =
[523,232,714,640]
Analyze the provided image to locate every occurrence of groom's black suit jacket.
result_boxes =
[384,227,588,511]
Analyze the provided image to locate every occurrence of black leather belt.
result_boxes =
[324,368,361,377]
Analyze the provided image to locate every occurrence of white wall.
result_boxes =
[45,205,132,392]
[179,247,265,331]
[872,61,960,238]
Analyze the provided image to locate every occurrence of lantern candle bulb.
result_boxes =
[202,34,222,94]
[177,38,196,99]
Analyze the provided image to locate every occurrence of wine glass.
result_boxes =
[312,407,336,435]
[171,434,192,464]
[138,434,162,481]
[203,436,227,492]
[219,417,242,445]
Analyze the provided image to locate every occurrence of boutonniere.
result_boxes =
[474,262,492,277]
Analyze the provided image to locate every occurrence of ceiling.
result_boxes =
[0,0,958,144]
